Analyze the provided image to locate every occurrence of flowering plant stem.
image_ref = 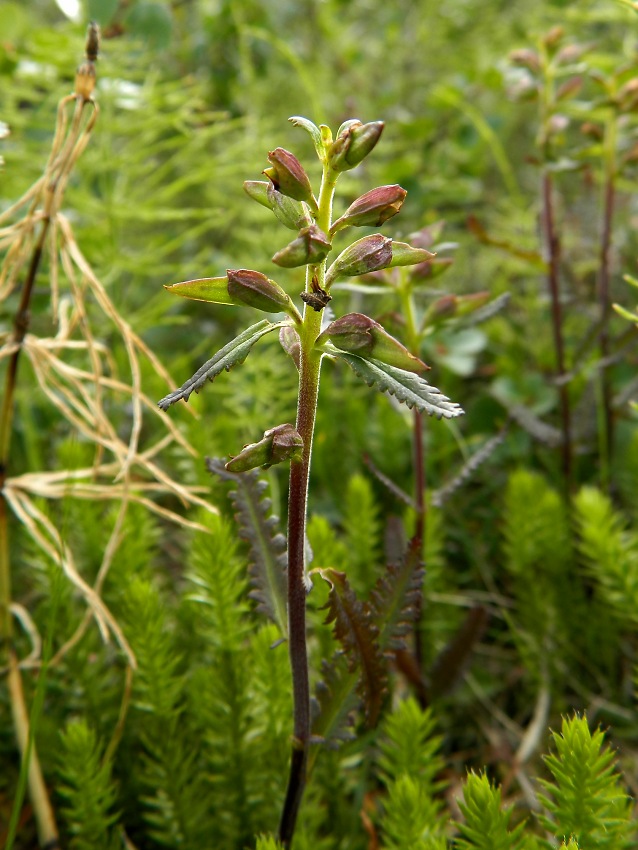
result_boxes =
[279,166,337,848]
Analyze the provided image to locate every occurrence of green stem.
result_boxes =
[278,165,337,848]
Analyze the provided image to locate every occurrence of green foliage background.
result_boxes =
[1,0,638,848]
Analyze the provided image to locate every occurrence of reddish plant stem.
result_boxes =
[279,329,322,849]
[541,171,572,491]
[412,408,427,686]
[597,175,616,479]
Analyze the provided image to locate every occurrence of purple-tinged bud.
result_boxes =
[317,312,428,373]
[272,225,332,268]
[325,235,392,287]
[279,326,301,370]
[244,180,273,210]
[227,269,300,319]
[423,291,491,326]
[225,423,303,472]
[267,184,312,231]
[328,121,384,172]
[330,185,407,235]
[509,49,540,73]
[264,147,316,206]
[580,122,603,140]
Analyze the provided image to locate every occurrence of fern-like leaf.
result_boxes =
[369,536,425,652]
[537,715,635,850]
[315,567,388,726]
[207,458,288,636]
[335,351,464,419]
[157,319,288,409]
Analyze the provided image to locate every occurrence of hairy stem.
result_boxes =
[278,166,337,848]
[399,282,427,679]
[541,171,572,491]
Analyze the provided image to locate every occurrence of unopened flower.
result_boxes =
[325,235,392,285]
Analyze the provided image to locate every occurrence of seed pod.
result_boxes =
[272,225,332,268]
[317,312,428,373]
[227,269,293,314]
[325,235,393,286]
[225,424,303,472]
[328,121,384,172]
[331,185,407,235]
[264,148,315,205]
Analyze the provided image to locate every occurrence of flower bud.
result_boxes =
[556,76,582,101]
[331,185,407,235]
[328,121,384,172]
[317,313,428,373]
[543,26,564,50]
[227,269,295,315]
[225,423,303,472]
[264,147,315,205]
[272,225,332,268]
[325,235,392,286]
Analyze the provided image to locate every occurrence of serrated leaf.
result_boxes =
[289,115,324,161]
[311,655,358,748]
[207,459,288,636]
[334,352,464,419]
[429,605,488,699]
[157,320,287,410]
[315,568,388,727]
[370,537,425,652]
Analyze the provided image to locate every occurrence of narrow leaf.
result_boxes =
[164,277,234,305]
[157,320,287,410]
[315,567,388,726]
[429,605,488,699]
[207,459,288,636]
[289,115,324,160]
[334,352,464,419]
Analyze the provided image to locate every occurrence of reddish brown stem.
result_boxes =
[278,343,321,848]
[541,171,572,492]
[597,176,615,477]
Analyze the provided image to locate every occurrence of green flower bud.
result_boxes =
[389,241,436,268]
[227,269,299,319]
[330,184,407,235]
[324,235,392,286]
[225,424,303,472]
[272,225,332,268]
[317,312,428,373]
[328,120,384,172]
[264,147,316,205]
